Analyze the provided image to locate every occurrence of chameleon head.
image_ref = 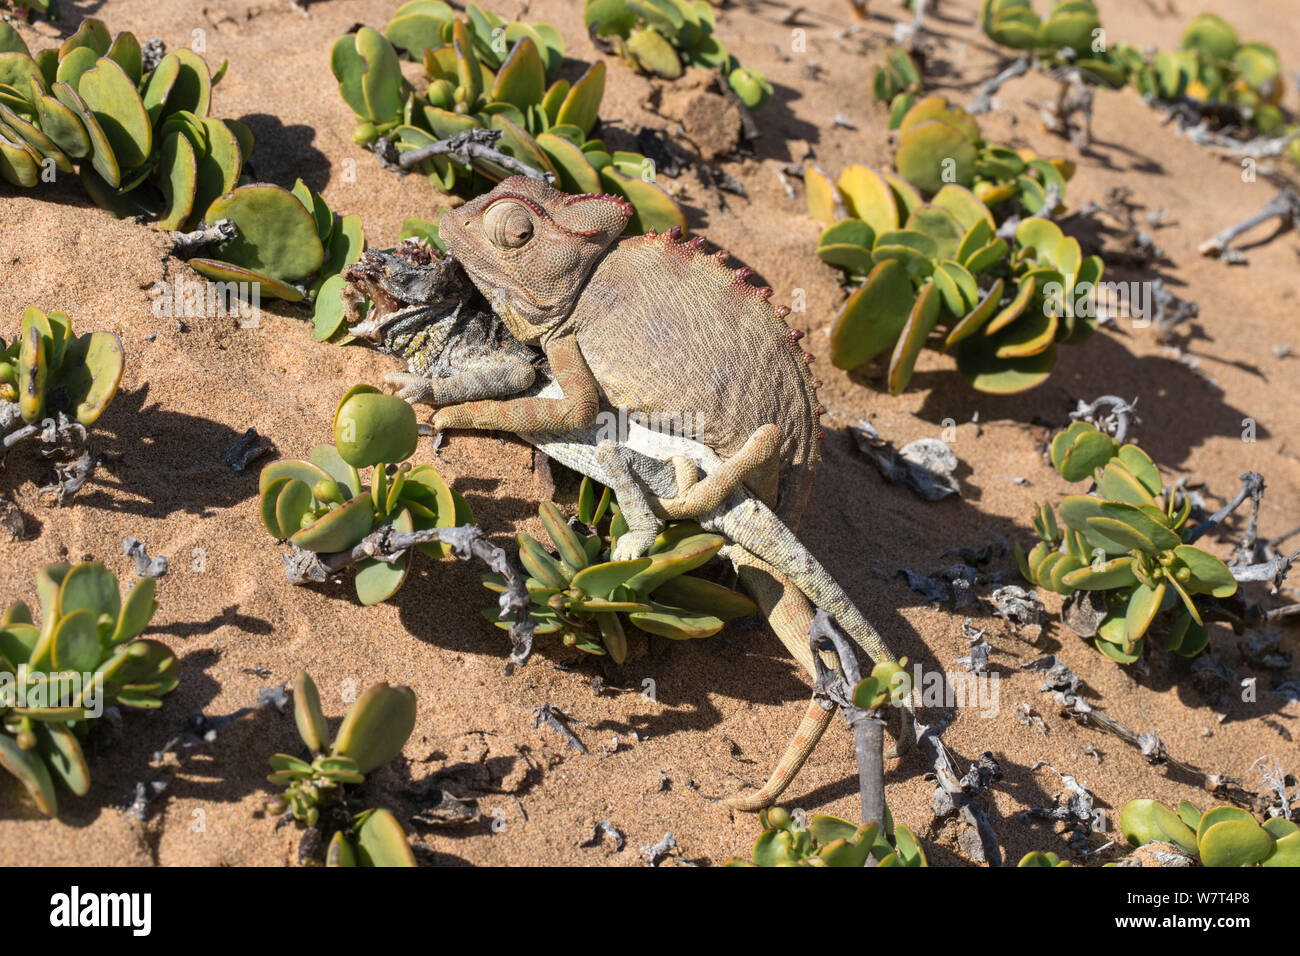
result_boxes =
[438,176,632,342]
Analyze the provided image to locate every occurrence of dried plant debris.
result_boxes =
[123,535,168,578]
[1250,755,1298,820]
[531,704,587,754]
[0,497,23,540]
[1019,763,1106,857]
[990,585,1046,635]
[640,831,677,866]
[968,56,1031,114]
[406,785,479,828]
[1026,66,1096,150]
[852,422,960,501]
[1076,187,1168,267]
[921,725,1004,866]
[1199,189,1299,262]
[1021,654,1080,695]
[1068,394,1137,444]
[120,685,288,822]
[579,820,626,852]
[956,620,991,673]
[223,428,274,471]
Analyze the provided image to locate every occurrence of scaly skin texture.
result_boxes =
[346,243,912,809]
[343,244,540,404]
[436,177,823,527]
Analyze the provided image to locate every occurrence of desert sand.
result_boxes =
[0,0,1296,866]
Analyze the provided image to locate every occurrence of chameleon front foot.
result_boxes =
[383,371,435,405]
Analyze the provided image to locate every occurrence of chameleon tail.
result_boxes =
[724,547,835,811]
[723,697,833,811]
[717,503,918,758]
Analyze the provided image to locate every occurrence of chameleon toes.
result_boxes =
[383,371,435,404]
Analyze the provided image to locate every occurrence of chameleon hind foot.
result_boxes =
[658,424,782,520]
[596,440,663,561]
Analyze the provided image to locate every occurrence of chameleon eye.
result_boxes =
[483,201,534,250]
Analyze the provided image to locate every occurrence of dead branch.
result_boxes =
[968,57,1030,114]
[1198,189,1300,259]
[169,219,236,255]
[808,609,886,832]
[1181,122,1300,161]
[918,721,1004,866]
[388,128,554,182]
[1185,471,1263,546]
[532,703,587,753]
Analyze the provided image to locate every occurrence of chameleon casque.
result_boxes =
[346,190,914,808]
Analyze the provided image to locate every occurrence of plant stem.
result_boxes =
[1185,472,1264,544]
[1069,395,1137,443]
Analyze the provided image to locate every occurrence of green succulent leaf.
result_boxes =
[0,733,58,816]
[204,184,325,284]
[334,389,418,467]
[331,682,418,774]
[353,807,418,866]
[1199,819,1274,867]
[293,671,331,754]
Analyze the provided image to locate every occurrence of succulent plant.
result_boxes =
[0,20,365,302]
[726,805,928,867]
[1119,798,1300,867]
[482,477,756,663]
[2,1,51,19]
[583,0,773,110]
[0,560,178,816]
[332,9,684,237]
[188,178,366,303]
[1016,422,1239,663]
[980,0,1133,88]
[872,45,923,127]
[266,671,417,866]
[1017,850,1071,866]
[812,159,1100,394]
[260,386,471,605]
[885,96,1075,206]
[1138,15,1288,133]
[980,5,1297,162]
[0,19,244,221]
[1,307,123,428]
